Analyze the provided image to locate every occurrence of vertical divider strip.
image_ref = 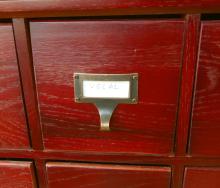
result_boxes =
[13,18,46,188]
[172,164,185,188]
[175,14,201,156]
[172,14,201,188]
[35,159,48,188]
[12,18,43,150]
[30,161,39,188]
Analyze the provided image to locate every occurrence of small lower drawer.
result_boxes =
[183,167,220,188]
[0,161,36,188]
[46,162,171,188]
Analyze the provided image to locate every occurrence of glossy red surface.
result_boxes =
[0,23,30,149]
[13,18,43,150]
[175,15,200,156]
[190,21,220,156]
[0,7,218,188]
[46,162,171,188]
[1,1,220,18]
[30,20,184,155]
[183,167,220,188]
[0,161,36,188]
[2,0,220,10]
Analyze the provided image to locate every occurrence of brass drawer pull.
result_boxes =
[74,73,138,131]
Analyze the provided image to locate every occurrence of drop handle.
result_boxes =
[74,73,138,131]
[95,102,117,131]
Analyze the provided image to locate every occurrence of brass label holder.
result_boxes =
[74,73,138,131]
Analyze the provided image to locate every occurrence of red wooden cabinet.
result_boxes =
[0,2,220,187]
[190,21,220,156]
[30,19,185,155]
[0,23,30,149]
[0,161,36,188]
[46,162,171,188]
[183,167,220,188]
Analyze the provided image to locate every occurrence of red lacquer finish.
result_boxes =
[0,23,30,149]
[0,8,219,188]
[30,20,184,155]
[175,14,201,156]
[35,160,47,188]
[172,15,201,188]
[0,161,36,188]
[13,18,43,150]
[183,167,220,188]
[190,21,220,156]
[46,162,171,188]
[1,0,220,18]
[2,0,220,11]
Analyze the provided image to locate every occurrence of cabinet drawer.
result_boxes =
[0,161,36,188]
[0,23,30,149]
[183,167,220,188]
[30,19,184,155]
[46,162,171,188]
[190,21,220,156]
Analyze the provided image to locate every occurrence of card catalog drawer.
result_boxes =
[30,19,184,155]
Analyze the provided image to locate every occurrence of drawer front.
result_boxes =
[30,20,184,154]
[46,162,171,188]
[190,21,220,156]
[0,161,36,188]
[183,167,220,188]
[0,23,30,149]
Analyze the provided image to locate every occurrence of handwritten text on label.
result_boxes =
[83,81,130,98]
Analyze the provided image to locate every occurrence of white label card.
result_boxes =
[83,80,130,98]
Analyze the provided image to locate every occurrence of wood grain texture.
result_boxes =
[13,18,43,150]
[46,162,171,188]
[175,15,200,156]
[0,23,30,149]
[183,167,220,188]
[0,1,220,18]
[30,20,184,155]
[189,21,220,156]
[0,161,36,188]
[172,15,201,188]
[2,0,220,11]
